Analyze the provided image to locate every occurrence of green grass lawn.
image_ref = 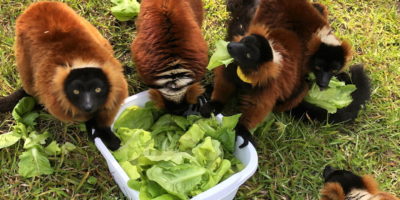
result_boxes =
[1,0,399,199]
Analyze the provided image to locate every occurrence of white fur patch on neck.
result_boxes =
[317,26,342,46]
[268,40,282,65]
[345,189,373,200]
[70,59,101,69]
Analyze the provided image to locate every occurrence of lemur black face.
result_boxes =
[64,68,110,113]
[323,166,366,195]
[227,34,272,70]
[311,43,346,89]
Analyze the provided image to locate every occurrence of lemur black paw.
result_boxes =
[200,102,214,118]
[200,101,223,118]
[93,127,121,151]
[235,124,256,148]
[85,121,96,141]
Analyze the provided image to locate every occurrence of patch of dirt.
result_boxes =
[397,1,400,14]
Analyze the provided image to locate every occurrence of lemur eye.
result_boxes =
[246,53,251,59]
[73,90,80,95]
[95,88,102,93]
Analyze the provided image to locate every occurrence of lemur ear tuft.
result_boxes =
[306,35,323,57]
[149,89,165,109]
[361,175,380,194]
[185,82,205,105]
[341,40,352,63]
[320,182,346,200]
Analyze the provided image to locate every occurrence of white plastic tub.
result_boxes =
[95,91,258,200]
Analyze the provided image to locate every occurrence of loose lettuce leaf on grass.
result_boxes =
[44,141,61,155]
[111,0,140,22]
[18,147,53,178]
[207,40,234,70]
[0,131,22,149]
[23,131,50,149]
[12,97,39,126]
[305,74,356,113]
[61,142,76,155]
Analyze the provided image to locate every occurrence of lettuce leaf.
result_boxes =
[113,129,154,162]
[0,131,22,149]
[144,149,194,165]
[139,181,173,200]
[113,105,154,131]
[214,128,236,153]
[153,131,183,151]
[147,162,206,200]
[304,74,356,114]
[18,147,53,178]
[207,40,234,70]
[192,137,222,167]
[195,159,231,194]
[111,0,140,22]
[127,179,142,191]
[12,97,39,126]
[113,104,243,198]
[44,141,61,155]
[120,161,141,180]
[23,131,50,149]
[221,114,241,130]
[61,142,76,155]
[179,124,205,151]
[151,114,189,132]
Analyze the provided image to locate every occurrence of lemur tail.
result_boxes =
[0,88,27,112]
[329,64,371,123]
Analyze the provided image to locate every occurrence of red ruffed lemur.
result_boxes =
[250,0,353,89]
[131,0,208,115]
[0,2,128,150]
[201,0,308,147]
[320,166,399,200]
[290,64,371,123]
[288,2,371,123]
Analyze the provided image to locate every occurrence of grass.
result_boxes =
[0,0,399,199]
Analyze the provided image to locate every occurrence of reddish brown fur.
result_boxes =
[312,2,329,19]
[185,82,205,104]
[211,24,305,129]
[15,2,128,126]
[132,0,208,108]
[320,183,346,200]
[254,0,352,72]
[253,0,328,42]
[319,175,399,200]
